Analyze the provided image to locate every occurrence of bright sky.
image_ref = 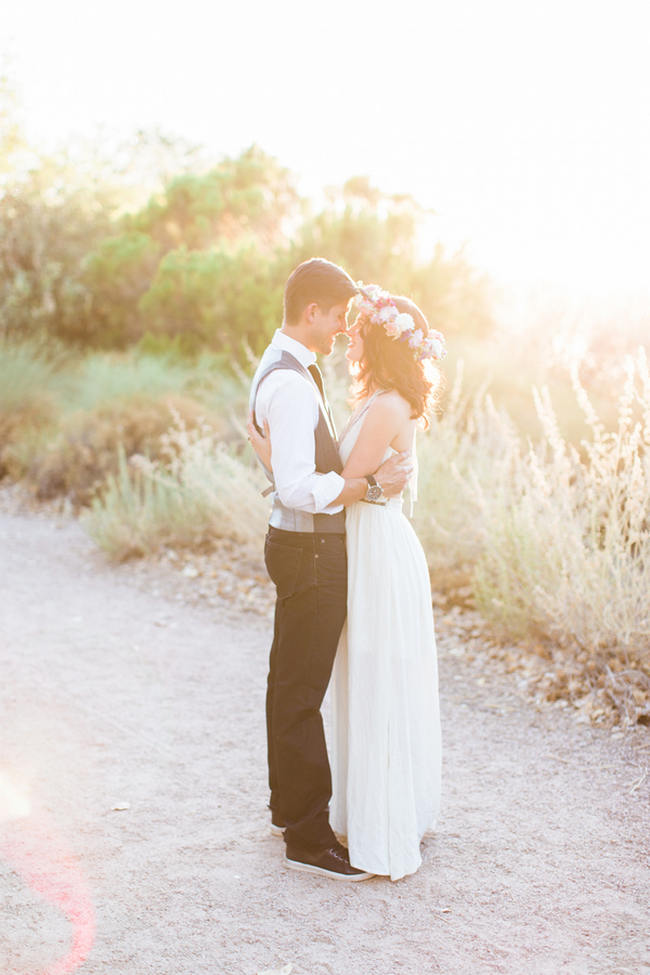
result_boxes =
[5,0,650,312]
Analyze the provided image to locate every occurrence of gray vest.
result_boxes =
[249,350,346,533]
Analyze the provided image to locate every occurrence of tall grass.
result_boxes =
[471,350,650,663]
[413,363,519,582]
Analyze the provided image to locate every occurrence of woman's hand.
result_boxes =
[374,451,414,497]
[246,413,272,469]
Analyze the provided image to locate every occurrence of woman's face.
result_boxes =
[345,316,366,364]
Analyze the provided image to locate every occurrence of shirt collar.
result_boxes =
[271,329,316,369]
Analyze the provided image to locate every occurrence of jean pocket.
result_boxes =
[264,539,312,599]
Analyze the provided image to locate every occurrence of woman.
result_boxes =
[250,284,444,881]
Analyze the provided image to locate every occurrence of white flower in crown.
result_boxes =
[416,333,447,362]
[395,312,415,335]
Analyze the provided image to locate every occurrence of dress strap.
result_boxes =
[407,426,418,517]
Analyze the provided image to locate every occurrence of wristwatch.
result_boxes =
[364,474,386,504]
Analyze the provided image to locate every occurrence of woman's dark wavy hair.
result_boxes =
[351,295,441,428]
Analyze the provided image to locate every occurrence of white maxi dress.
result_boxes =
[329,392,442,881]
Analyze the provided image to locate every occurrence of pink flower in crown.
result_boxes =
[376,305,391,320]
[417,333,447,361]
[384,318,401,337]
[360,283,385,305]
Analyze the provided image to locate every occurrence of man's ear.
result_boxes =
[304,301,319,324]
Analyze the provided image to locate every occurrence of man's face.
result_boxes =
[309,301,351,356]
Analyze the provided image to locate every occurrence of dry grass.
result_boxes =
[4,336,649,724]
[472,351,650,652]
[463,351,650,725]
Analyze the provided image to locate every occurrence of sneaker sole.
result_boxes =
[285,857,374,882]
[270,824,284,837]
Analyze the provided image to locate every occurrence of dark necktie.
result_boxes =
[308,363,337,436]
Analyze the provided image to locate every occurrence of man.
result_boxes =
[249,258,412,881]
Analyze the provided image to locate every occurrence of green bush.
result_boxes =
[129,145,299,251]
[138,243,283,357]
[80,232,161,346]
[0,161,114,343]
[0,136,495,357]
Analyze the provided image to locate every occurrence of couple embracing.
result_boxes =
[247,258,444,882]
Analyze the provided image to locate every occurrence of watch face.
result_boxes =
[367,485,382,501]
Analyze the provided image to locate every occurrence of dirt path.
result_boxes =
[1,501,649,975]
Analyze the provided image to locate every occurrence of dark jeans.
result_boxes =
[264,526,347,852]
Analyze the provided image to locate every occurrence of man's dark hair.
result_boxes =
[284,258,358,325]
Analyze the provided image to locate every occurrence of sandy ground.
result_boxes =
[1,498,649,975]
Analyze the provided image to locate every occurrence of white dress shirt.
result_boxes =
[254,331,345,517]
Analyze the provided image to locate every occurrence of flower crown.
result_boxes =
[354,283,446,363]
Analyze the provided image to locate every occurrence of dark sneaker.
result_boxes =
[285,842,374,881]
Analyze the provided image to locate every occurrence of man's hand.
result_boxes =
[374,451,414,498]
[247,412,272,469]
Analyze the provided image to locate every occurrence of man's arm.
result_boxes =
[250,379,413,510]
[257,374,345,513]
[330,453,413,506]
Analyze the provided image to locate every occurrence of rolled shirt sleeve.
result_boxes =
[262,373,345,515]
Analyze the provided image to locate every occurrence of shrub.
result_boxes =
[130,145,299,252]
[0,337,62,477]
[0,160,114,343]
[138,243,282,357]
[81,416,268,560]
[16,395,216,506]
[80,232,161,346]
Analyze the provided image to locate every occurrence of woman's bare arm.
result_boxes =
[340,392,413,480]
[246,396,414,504]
